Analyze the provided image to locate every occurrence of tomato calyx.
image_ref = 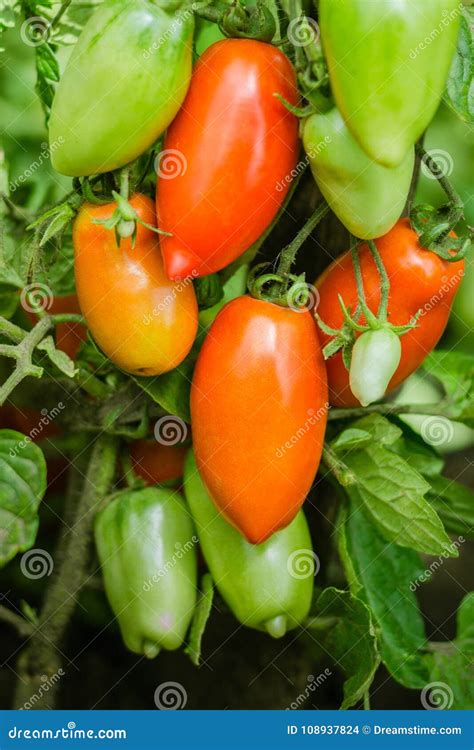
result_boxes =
[317,240,420,403]
[194,0,276,41]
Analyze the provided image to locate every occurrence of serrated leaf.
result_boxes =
[184,573,213,666]
[335,415,453,556]
[307,587,380,709]
[0,429,47,566]
[444,6,474,122]
[427,475,474,540]
[133,356,194,423]
[331,428,372,452]
[341,503,429,689]
[36,335,77,378]
[422,350,474,426]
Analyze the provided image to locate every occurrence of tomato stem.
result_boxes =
[367,240,390,322]
[276,200,329,277]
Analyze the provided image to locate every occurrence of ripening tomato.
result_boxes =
[130,439,187,485]
[27,294,86,360]
[316,219,464,406]
[191,295,328,544]
[157,39,300,279]
[73,194,198,376]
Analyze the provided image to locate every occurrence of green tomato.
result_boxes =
[319,0,460,166]
[349,328,402,407]
[395,372,474,454]
[49,0,194,176]
[303,108,414,239]
[94,487,197,658]
[183,451,314,638]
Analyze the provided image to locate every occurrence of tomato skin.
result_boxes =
[319,0,460,167]
[49,0,193,176]
[316,219,465,407]
[27,294,86,360]
[157,39,299,279]
[73,194,198,376]
[191,296,328,544]
[130,439,187,484]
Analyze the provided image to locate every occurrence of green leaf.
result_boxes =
[391,428,445,478]
[331,428,371,452]
[194,274,224,310]
[335,415,454,557]
[423,594,474,709]
[36,335,77,378]
[35,42,60,83]
[422,350,474,427]
[444,6,474,123]
[427,475,474,540]
[307,587,380,709]
[0,429,47,566]
[184,573,214,666]
[340,503,429,689]
[133,355,195,423]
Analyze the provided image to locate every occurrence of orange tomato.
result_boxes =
[130,439,187,485]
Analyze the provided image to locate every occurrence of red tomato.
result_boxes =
[316,219,465,406]
[130,440,187,485]
[191,296,328,543]
[27,294,86,360]
[157,39,299,279]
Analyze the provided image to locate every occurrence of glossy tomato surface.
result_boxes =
[316,219,464,406]
[191,295,328,543]
[73,194,198,376]
[157,39,299,279]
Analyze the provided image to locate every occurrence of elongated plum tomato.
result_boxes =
[73,194,198,375]
[157,39,300,279]
[316,219,464,407]
[191,296,328,543]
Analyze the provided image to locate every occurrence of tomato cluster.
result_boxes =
[45,1,465,656]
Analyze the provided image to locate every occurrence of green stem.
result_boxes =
[277,200,329,277]
[0,605,33,638]
[119,167,130,201]
[363,691,371,710]
[321,445,356,487]
[367,240,390,322]
[50,0,73,28]
[0,317,51,406]
[350,242,378,327]
[13,434,119,710]
[328,400,454,421]
[416,145,463,209]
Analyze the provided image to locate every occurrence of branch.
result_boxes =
[327,401,455,422]
[0,605,33,638]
